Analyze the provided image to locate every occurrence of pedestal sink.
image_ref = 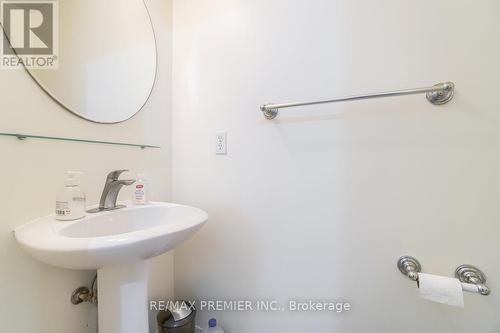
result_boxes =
[14,202,208,333]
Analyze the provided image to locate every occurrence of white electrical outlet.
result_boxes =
[215,131,227,155]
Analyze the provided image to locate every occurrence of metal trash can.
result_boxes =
[157,301,196,333]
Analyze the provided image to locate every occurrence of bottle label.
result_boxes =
[134,184,147,203]
[56,201,70,216]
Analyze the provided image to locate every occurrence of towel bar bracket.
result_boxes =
[260,105,279,120]
[426,82,455,105]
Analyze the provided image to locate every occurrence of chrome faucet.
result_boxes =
[88,170,136,213]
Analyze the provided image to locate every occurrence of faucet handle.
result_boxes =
[106,169,129,181]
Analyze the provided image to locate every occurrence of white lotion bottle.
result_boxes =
[133,173,149,205]
[56,171,86,221]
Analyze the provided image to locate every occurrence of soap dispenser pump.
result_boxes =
[55,171,86,221]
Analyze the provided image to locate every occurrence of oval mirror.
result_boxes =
[1,0,157,123]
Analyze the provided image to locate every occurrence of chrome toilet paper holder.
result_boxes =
[397,256,490,296]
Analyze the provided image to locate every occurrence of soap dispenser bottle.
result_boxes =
[55,171,86,221]
[133,173,149,205]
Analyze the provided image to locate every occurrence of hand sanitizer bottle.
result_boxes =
[55,171,86,221]
[133,173,149,205]
[203,318,225,333]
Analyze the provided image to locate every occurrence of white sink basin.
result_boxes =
[15,202,207,270]
[14,202,207,333]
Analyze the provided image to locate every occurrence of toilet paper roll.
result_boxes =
[418,273,464,307]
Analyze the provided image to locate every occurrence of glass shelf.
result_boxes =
[0,132,160,149]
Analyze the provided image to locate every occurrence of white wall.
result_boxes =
[172,1,500,332]
[0,1,172,332]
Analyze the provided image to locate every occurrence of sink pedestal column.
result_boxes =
[97,261,150,333]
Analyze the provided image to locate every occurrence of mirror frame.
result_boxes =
[0,0,158,124]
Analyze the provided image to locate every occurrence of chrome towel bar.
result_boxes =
[260,82,455,119]
[397,256,490,296]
